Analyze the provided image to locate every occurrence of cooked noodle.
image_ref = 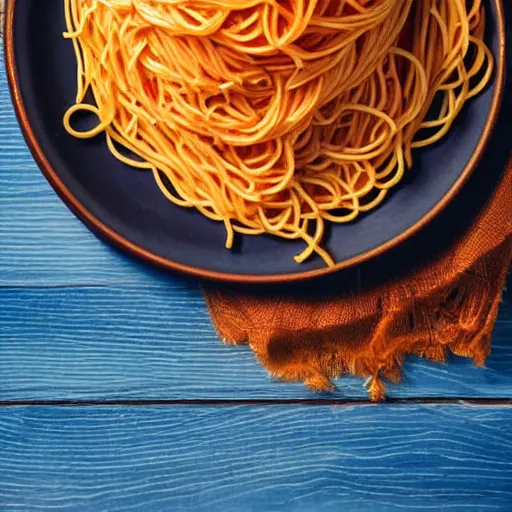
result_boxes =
[63,0,493,266]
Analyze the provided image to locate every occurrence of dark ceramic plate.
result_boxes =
[5,0,506,283]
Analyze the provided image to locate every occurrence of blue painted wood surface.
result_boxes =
[0,284,511,400]
[1,404,512,512]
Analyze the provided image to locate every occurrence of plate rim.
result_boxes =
[4,0,506,284]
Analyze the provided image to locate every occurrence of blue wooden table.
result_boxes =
[1,35,512,512]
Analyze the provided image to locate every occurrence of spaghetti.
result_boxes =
[63,0,493,266]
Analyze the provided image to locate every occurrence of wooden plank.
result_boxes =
[0,404,511,511]
[1,284,511,401]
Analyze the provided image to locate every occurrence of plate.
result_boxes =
[5,0,506,283]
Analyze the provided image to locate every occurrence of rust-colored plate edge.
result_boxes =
[4,0,506,284]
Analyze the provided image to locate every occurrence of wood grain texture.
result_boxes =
[1,404,512,511]
[0,284,511,401]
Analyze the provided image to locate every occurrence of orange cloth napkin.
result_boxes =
[203,82,512,401]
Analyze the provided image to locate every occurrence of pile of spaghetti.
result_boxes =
[64,0,493,266]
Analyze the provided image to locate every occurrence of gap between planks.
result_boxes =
[0,398,512,407]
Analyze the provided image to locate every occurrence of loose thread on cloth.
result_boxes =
[203,156,512,401]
